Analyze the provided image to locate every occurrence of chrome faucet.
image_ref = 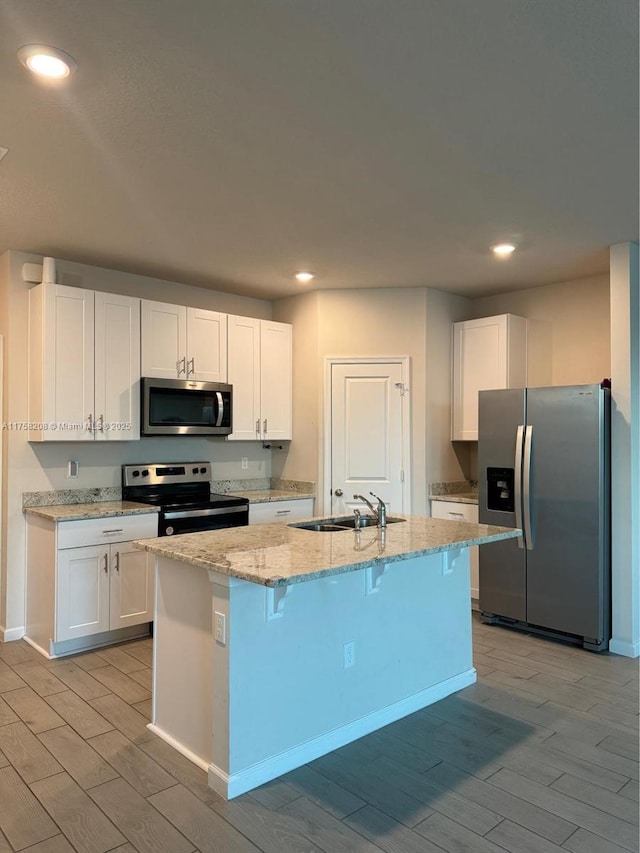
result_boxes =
[353,491,387,528]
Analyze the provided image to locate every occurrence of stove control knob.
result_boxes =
[141,469,149,477]
[192,467,199,474]
[199,467,206,474]
[166,526,174,536]
[131,470,140,477]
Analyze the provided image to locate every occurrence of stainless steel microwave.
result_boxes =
[141,378,233,436]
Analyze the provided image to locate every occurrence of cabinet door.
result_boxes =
[56,546,110,641]
[227,315,261,440]
[109,544,154,629]
[30,283,95,441]
[430,500,480,601]
[452,316,507,441]
[186,308,227,382]
[94,292,141,440]
[452,314,527,441]
[141,300,187,379]
[260,321,292,441]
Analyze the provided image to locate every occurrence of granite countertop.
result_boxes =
[429,480,478,506]
[24,501,160,521]
[429,492,478,505]
[134,514,519,588]
[228,489,315,503]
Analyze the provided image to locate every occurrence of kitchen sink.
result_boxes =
[290,516,405,532]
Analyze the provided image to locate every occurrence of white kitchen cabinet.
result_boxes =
[227,316,292,441]
[430,500,480,604]
[451,314,527,440]
[249,498,314,525]
[28,283,140,441]
[26,512,158,658]
[141,299,227,382]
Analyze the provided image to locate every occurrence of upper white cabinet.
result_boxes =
[452,314,527,440]
[29,283,140,441]
[141,299,227,382]
[227,316,292,441]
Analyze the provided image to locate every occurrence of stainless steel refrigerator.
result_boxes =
[478,383,610,651]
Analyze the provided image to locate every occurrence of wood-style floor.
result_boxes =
[0,614,637,853]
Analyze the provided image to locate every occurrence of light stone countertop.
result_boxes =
[228,489,315,503]
[24,501,160,521]
[429,492,478,505]
[134,514,520,588]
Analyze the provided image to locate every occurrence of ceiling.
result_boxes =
[0,0,637,301]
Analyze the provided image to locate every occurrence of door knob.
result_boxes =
[334,488,343,496]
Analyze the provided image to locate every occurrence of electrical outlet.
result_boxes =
[343,641,355,669]
[241,457,248,470]
[67,460,79,478]
[214,611,226,645]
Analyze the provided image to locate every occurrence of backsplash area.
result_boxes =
[23,478,315,507]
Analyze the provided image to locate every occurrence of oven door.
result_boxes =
[160,505,248,536]
[142,378,232,436]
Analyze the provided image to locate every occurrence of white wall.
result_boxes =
[270,292,320,483]
[609,242,639,658]
[426,288,474,485]
[274,286,472,515]
[0,250,274,636]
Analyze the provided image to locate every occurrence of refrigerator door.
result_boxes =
[478,388,526,620]
[525,385,610,644]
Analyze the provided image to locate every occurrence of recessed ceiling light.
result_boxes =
[295,272,315,283]
[18,44,77,79]
[491,243,516,258]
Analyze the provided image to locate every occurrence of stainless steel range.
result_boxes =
[122,462,249,536]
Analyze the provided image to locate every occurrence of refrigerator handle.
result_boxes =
[515,425,525,549]
[523,425,534,550]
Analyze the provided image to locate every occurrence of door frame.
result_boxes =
[322,356,412,516]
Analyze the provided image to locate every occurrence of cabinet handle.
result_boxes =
[114,552,120,572]
[256,419,260,436]
[187,357,195,376]
[102,528,124,535]
[87,413,94,432]
[448,512,464,520]
[177,356,186,376]
[103,553,109,574]
[276,509,291,515]
[263,419,268,435]
[98,414,104,432]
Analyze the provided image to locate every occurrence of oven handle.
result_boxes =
[163,506,247,520]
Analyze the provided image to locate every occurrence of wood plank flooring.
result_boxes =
[0,614,636,852]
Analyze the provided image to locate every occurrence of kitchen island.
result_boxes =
[134,514,519,799]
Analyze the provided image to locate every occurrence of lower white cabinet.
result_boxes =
[56,541,153,641]
[430,500,480,604]
[26,512,158,657]
[249,498,314,525]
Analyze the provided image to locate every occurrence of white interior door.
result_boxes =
[330,361,408,517]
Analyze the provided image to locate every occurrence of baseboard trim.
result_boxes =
[208,667,477,800]
[147,723,210,773]
[609,638,640,658]
[0,625,25,643]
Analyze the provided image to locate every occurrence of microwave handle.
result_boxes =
[215,392,224,427]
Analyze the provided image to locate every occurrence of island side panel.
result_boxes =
[152,558,214,768]
[210,548,474,798]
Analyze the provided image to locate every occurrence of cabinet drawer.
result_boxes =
[430,500,478,523]
[249,499,314,525]
[57,513,158,549]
